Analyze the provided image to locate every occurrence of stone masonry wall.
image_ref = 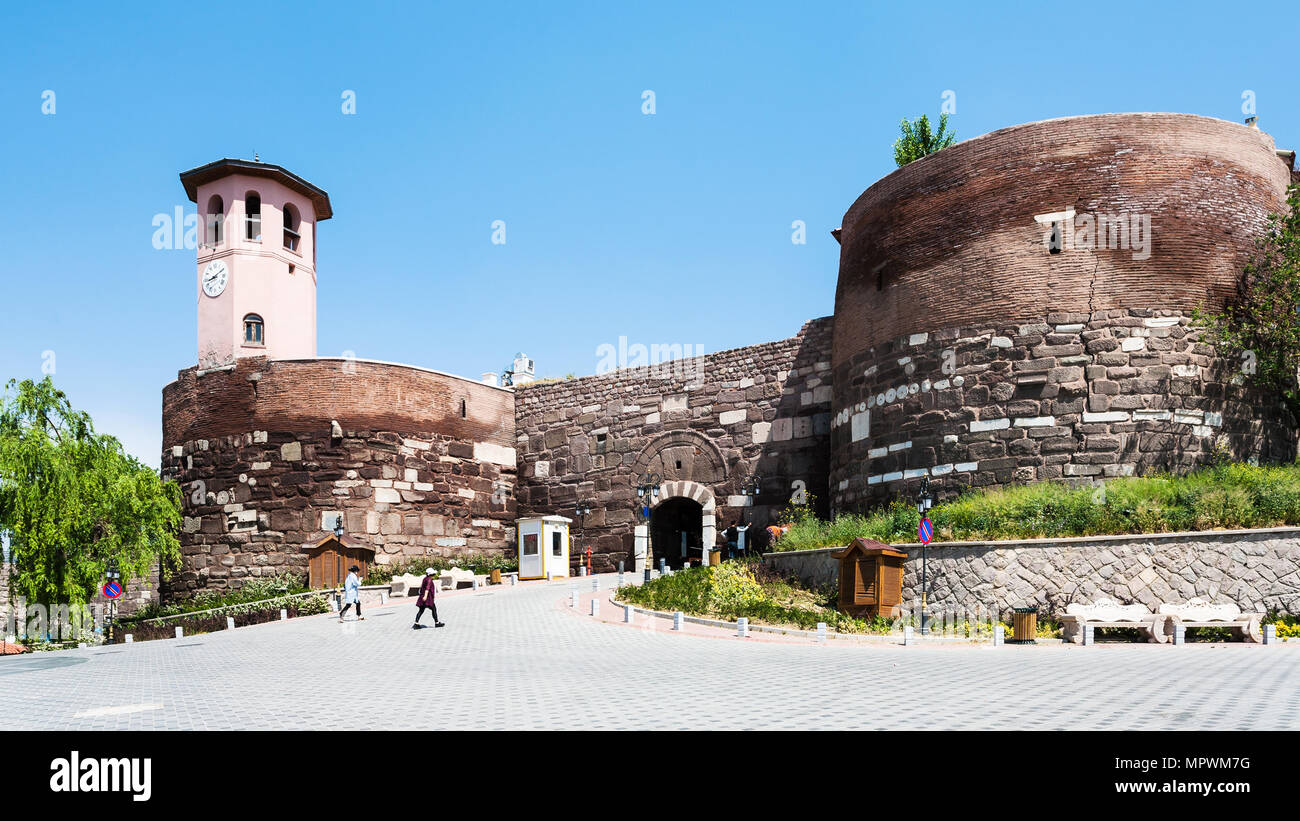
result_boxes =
[515,318,834,571]
[160,357,518,595]
[829,308,1295,513]
[765,527,1300,617]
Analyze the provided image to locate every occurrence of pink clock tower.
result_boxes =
[180,159,332,368]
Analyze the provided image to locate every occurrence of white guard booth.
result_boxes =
[516,515,572,580]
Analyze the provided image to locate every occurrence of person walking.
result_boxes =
[413,567,445,629]
[338,564,364,622]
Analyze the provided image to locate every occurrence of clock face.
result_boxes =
[202,260,229,297]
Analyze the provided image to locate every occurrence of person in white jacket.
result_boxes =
[338,565,364,622]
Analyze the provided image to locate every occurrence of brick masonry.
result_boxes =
[160,357,518,595]
[765,528,1300,617]
[514,318,834,571]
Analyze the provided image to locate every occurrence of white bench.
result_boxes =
[1060,598,1168,644]
[388,573,425,597]
[440,568,476,590]
[1159,598,1264,643]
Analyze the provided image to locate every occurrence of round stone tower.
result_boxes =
[830,113,1297,512]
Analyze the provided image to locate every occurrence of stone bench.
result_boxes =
[1159,598,1264,643]
[388,573,425,597]
[1060,598,1168,644]
[440,568,476,590]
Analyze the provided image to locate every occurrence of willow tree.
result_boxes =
[1196,185,1300,428]
[0,377,181,611]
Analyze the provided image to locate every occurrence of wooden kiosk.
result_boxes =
[305,533,375,589]
[830,538,908,618]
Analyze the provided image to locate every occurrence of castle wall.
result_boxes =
[514,318,834,571]
[831,114,1298,511]
[160,357,517,594]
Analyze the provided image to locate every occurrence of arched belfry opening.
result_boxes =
[651,497,703,570]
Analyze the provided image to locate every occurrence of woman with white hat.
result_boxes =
[413,567,445,629]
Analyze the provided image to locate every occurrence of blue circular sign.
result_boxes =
[102,582,122,599]
[918,518,933,545]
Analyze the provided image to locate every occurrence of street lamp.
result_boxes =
[915,476,934,635]
[635,473,660,580]
[576,502,592,575]
[333,515,345,539]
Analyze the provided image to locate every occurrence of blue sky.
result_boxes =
[1,1,1296,466]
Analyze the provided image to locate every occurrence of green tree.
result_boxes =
[1196,185,1300,427]
[0,377,181,609]
[893,113,956,167]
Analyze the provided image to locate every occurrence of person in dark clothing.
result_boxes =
[413,567,445,628]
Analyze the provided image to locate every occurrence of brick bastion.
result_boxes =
[830,113,1298,512]
[160,356,519,595]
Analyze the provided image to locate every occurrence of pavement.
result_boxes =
[1,573,1297,730]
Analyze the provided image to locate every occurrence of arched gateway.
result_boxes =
[638,480,717,572]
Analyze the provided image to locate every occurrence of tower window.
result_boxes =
[206,195,224,246]
[1048,221,1063,254]
[243,314,264,346]
[283,203,300,251]
[459,398,467,418]
[245,193,262,241]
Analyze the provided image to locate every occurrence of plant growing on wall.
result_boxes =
[0,377,182,610]
[1196,185,1300,427]
[893,113,956,167]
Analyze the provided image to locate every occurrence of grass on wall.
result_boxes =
[772,463,1300,551]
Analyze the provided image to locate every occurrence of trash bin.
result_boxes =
[490,569,501,585]
[708,549,721,566]
[1011,607,1038,644]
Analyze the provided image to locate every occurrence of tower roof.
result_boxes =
[180,158,333,220]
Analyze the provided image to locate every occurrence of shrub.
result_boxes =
[772,463,1300,551]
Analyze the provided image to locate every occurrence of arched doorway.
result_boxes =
[651,497,703,570]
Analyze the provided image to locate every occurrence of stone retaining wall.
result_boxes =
[764,528,1300,616]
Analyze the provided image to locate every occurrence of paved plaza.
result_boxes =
[1,575,1297,731]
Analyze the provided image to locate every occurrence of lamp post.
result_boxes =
[915,476,934,635]
[576,502,591,575]
[635,473,660,581]
[104,557,120,645]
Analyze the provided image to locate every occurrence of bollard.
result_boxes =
[590,599,598,617]
[381,591,389,604]
[226,616,236,630]
[578,566,587,576]
[591,578,599,593]
[510,575,517,587]
[992,625,1004,646]
[570,591,579,608]
[673,611,684,631]
[624,605,634,624]
[1263,624,1278,645]
[472,576,479,590]
[737,617,748,638]
[280,609,288,621]
[546,570,552,581]
[903,625,915,646]
[1172,623,1186,645]
[618,561,625,573]
[659,558,666,575]
[816,622,827,643]
[124,634,133,644]
[618,572,624,588]
[1082,625,1095,646]
[175,627,184,640]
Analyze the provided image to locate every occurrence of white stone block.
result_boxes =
[1014,416,1056,428]
[850,410,871,442]
[955,462,978,472]
[867,447,888,459]
[970,418,1010,432]
[909,333,929,346]
[1082,411,1130,423]
[457,488,475,499]
[644,412,661,424]
[751,421,771,444]
[719,409,747,425]
[280,441,302,461]
[374,488,401,504]
[931,464,954,476]
[473,442,516,467]
[867,474,883,485]
[1120,337,1145,352]
[888,440,912,452]
[990,336,1013,348]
